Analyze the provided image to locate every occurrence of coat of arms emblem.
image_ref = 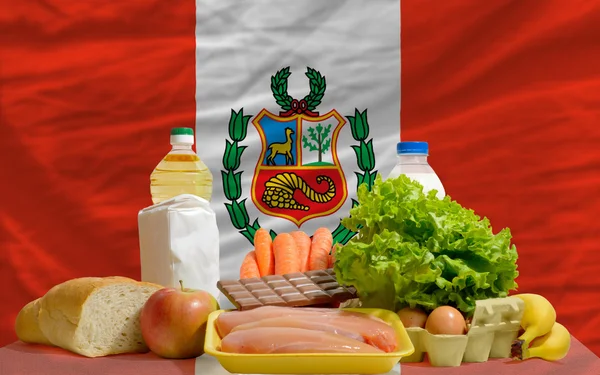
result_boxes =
[221,67,378,245]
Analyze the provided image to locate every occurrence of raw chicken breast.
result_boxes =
[230,314,398,352]
[220,327,384,354]
[231,317,366,343]
[216,306,384,338]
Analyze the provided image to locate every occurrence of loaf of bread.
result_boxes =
[15,276,162,357]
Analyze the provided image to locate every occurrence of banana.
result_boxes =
[513,293,557,346]
[514,322,571,361]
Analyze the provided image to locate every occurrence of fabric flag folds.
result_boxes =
[195,1,401,296]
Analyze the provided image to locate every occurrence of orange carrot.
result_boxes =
[254,228,274,276]
[273,233,301,275]
[309,227,333,271]
[240,251,260,279]
[329,243,339,268]
[290,231,311,272]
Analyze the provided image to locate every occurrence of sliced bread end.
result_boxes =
[73,282,161,357]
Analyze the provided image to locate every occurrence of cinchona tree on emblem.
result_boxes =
[221,66,377,246]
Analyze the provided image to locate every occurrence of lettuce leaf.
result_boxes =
[334,174,519,314]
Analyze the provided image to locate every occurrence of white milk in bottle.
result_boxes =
[387,141,446,199]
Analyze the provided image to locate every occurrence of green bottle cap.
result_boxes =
[171,127,194,136]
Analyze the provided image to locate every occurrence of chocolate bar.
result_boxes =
[217,268,357,310]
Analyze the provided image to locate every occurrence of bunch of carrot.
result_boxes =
[239,227,338,279]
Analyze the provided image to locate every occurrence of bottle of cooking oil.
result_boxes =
[150,127,213,204]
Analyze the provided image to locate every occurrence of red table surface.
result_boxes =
[1,337,599,375]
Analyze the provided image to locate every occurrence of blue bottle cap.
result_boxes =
[397,141,428,155]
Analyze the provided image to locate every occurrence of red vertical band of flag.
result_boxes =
[0,0,197,345]
[1,0,599,356]
[401,0,600,355]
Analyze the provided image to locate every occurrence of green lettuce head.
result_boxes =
[334,174,519,314]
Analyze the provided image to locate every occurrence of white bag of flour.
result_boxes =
[138,194,220,299]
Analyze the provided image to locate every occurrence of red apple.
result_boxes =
[140,281,219,359]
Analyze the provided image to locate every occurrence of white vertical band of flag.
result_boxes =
[195,1,401,300]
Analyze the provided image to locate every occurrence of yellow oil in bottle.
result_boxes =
[150,128,213,204]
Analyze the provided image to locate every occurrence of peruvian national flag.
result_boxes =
[3,0,600,363]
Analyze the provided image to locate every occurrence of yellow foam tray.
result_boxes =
[204,308,415,374]
[400,296,525,367]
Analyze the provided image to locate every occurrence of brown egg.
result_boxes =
[425,306,467,335]
[397,307,428,328]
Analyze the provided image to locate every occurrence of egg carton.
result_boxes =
[400,296,525,367]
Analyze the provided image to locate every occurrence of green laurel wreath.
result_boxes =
[222,107,377,246]
[271,67,326,111]
[221,108,276,242]
[330,109,377,245]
